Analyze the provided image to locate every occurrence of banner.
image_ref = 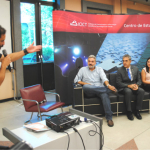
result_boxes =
[53,10,150,33]
[53,10,150,105]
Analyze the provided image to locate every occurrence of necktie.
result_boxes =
[127,68,131,80]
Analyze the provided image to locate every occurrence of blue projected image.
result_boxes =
[73,47,80,55]
[96,33,150,72]
[54,32,150,76]
[54,48,59,53]
[72,56,76,62]
[60,63,68,74]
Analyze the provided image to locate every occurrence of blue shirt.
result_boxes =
[74,66,108,87]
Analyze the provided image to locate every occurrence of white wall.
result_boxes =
[0,0,15,100]
[0,0,12,66]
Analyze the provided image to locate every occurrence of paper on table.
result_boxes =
[24,122,50,132]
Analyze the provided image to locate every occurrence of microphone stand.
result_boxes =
[12,67,17,101]
[38,52,44,89]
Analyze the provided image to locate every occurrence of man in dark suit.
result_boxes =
[116,54,144,120]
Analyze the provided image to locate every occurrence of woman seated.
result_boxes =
[141,57,150,91]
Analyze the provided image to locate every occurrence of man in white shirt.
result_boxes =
[116,54,144,120]
[74,55,117,127]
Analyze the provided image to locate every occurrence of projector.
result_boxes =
[46,112,80,132]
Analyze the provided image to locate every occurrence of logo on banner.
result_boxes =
[70,20,78,26]
[70,20,87,27]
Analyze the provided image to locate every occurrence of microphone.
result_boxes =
[2,49,11,72]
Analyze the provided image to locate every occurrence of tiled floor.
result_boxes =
[102,113,150,150]
[1,94,150,149]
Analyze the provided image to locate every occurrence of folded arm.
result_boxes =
[116,70,128,89]
[129,69,142,90]
[104,80,116,92]
[77,81,90,85]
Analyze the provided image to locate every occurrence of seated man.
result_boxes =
[74,55,117,127]
[116,54,144,120]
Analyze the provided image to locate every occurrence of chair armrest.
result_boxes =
[73,87,83,106]
[74,83,82,89]
[44,92,61,102]
[21,99,41,113]
[74,86,83,89]
[22,99,38,104]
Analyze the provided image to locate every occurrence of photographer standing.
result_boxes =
[0,25,42,86]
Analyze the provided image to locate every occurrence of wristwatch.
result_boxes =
[106,84,110,87]
[23,48,29,55]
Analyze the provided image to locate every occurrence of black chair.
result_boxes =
[73,73,150,117]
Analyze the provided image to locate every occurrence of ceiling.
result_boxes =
[128,0,150,6]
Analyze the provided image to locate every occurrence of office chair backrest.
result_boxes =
[20,84,46,110]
